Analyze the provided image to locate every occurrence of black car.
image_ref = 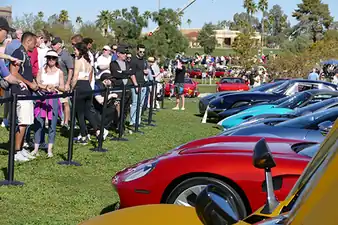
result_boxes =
[207,79,338,119]
[198,81,286,115]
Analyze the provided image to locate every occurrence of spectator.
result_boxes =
[95,45,111,79]
[111,44,118,62]
[308,68,319,81]
[9,31,39,162]
[36,30,51,70]
[31,50,65,158]
[172,58,186,110]
[93,73,119,130]
[71,34,83,46]
[51,37,73,129]
[129,44,148,126]
[71,42,107,144]
[5,29,22,57]
[83,37,95,89]
[28,39,39,78]
[110,46,137,132]
[126,53,132,63]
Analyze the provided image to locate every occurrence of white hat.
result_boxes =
[45,50,59,58]
[103,45,111,51]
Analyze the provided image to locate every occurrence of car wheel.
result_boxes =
[166,177,248,219]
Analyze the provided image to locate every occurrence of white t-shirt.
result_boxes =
[38,45,50,69]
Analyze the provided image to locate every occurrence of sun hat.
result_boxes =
[45,50,59,58]
[103,45,111,51]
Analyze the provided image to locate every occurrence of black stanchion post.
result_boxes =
[111,84,128,142]
[146,81,156,127]
[161,82,166,109]
[134,84,144,134]
[91,88,108,152]
[58,90,81,166]
[0,94,24,186]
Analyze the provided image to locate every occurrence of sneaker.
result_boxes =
[181,107,185,111]
[172,107,179,110]
[21,149,36,160]
[73,135,82,141]
[31,151,40,157]
[14,151,30,162]
[1,121,5,128]
[77,137,88,145]
[87,134,92,141]
[47,152,53,158]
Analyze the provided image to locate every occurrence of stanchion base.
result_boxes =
[90,147,108,152]
[58,161,82,166]
[0,180,24,186]
[146,124,156,127]
[111,137,129,142]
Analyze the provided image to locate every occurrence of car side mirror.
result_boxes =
[195,185,239,225]
[318,121,333,133]
[253,138,279,214]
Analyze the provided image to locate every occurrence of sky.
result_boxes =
[3,0,338,31]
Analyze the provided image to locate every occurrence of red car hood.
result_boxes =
[176,136,314,158]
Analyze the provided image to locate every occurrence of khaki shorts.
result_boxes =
[17,100,34,125]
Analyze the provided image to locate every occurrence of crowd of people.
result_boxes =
[0,16,167,162]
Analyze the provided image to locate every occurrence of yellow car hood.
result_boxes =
[79,204,203,225]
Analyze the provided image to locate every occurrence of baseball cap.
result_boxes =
[148,57,155,62]
[116,46,127,54]
[0,17,15,32]
[103,45,111,51]
[51,37,63,45]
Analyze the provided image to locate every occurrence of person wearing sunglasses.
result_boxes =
[31,50,65,158]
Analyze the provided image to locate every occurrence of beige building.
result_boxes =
[180,28,261,48]
[0,6,12,23]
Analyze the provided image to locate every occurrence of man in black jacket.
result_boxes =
[110,46,137,131]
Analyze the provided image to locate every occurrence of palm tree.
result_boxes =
[187,19,192,28]
[258,0,268,49]
[243,0,257,27]
[37,11,44,20]
[58,10,69,25]
[96,10,112,36]
[76,16,83,25]
[111,9,121,20]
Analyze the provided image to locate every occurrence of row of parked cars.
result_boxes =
[81,79,338,224]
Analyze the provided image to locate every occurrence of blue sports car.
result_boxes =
[220,107,338,142]
[217,90,338,129]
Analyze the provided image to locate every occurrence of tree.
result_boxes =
[268,5,289,36]
[145,8,188,59]
[293,0,333,42]
[197,23,217,54]
[258,0,268,49]
[38,11,44,20]
[232,31,258,69]
[187,19,192,28]
[243,0,257,27]
[229,12,260,32]
[79,22,107,49]
[58,10,69,25]
[76,16,83,25]
[96,10,112,37]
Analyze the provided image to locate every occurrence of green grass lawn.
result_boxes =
[0,97,218,225]
[185,48,282,56]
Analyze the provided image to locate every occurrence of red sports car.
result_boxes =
[164,78,199,97]
[216,77,250,92]
[188,68,202,78]
[112,136,318,218]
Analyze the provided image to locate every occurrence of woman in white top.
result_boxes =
[31,50,65,158]
[71,42,103,145]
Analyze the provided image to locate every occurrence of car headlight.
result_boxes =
[123,161,158,182]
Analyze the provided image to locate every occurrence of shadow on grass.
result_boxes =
[100,202,120,215]
[57,153,67,161]
[1,167,8,180]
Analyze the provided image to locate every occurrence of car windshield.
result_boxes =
[220,78,244,84]
[271,80,293,94]
[277,92,311,109]
[250,81,285,92]
[298,144,321,158]
[295,98,337,115]
[184,78,193,84]
[271,95,293,105]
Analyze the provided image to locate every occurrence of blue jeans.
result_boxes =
[34,99,59,144]
[130,87,146,125]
